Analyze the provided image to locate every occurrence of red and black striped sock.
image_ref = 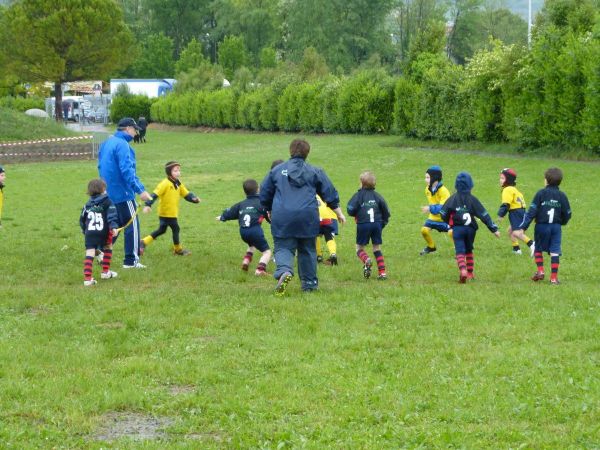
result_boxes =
[534,251,544,273]
[456,254,467,272]
[102,249,113,273]
[550,255,559,281]
[256,262,267,272]
[356,249,369,263]
[466,252,474,275]
[244,251,253,262]
[374,250,385,274]
[84,256,94,281]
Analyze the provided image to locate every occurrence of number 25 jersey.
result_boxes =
[79,193,119,236]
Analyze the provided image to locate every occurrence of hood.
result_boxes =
[90,193,110,205]
[455,172,474,193]
[286,157,310,188]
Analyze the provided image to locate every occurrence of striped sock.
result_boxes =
[245,251,254,263]
[102,249,113,273]
[534,251,544,273]
[456,254,467,279]
[256,262,267,273]
[466,252,474,277]
[550,256,559,281]
[356,249,369,263]
[374,250,385,274]
[84,256,94,281]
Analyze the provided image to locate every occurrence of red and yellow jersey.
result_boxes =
[501,185,526,211]
[153,178,190,218]
[317,194,337,224]
[425,184,450,222]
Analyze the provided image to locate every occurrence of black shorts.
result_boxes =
[356,222,383,246]
[85,231,111,250]
[240,226,270,252]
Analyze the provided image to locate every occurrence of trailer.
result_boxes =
[110,79,176,98]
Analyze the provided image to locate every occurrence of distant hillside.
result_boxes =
[0,107,79,142]
[506,0,544,20]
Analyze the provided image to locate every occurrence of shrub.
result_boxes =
[0,96,45,112]
[277,84,300,132]
[297,82,324,132]
[110,94,155,123]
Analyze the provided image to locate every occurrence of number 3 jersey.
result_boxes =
[220,194,268,228]
[79,193,119,237]
[518,185,571,230]
[346,188,391,226]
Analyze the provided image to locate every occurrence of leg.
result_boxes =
[242,246,254,271]
[116,200,141,267]
[373,244,387,280]
[273,237,296,296]
[84,248,95,285]
[169,219,189,255]
[324,231,337,265]
[297,237,318,291]
[452,226,468,283]
[255,249,272,275]
[420,226,436,255]
[316,235,323,262]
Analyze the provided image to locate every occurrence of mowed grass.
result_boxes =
[0,130,598,448]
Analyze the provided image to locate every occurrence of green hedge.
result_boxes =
[0,96,45,112]
[110,95,155,123]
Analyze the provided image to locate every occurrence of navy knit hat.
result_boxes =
[501,168,517,187]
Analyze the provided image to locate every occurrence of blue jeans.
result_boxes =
[273,237,318,291]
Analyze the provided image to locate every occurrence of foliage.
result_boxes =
[175,38,207,75]
[259,47,277,69]
[175,62,226,93]
[298,47,330,81]
[0,96,45,112]
[110,94,155,123]
[392,77,420,136]
[132,33,175,78]
[297,82,324,132]
[218,35,250,80]
[277,84,301,132]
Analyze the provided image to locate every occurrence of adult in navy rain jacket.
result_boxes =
[98,117,151,268]
[260,139,346,293]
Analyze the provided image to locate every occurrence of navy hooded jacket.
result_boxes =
[260,156,340,238]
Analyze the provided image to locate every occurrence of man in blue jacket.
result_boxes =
[260,139,346,295]
[98,117,151,268]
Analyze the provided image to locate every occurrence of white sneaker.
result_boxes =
[96,251,104,264]
[123,262,146,269]
[530,242,535,257]
[83,279,97,286]
[101,270,118,279]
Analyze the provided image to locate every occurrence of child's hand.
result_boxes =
[143,206,151,214]
[494,231,501,238]
[421,206,430,214]
[112,229,119,237]
[215,215,221,221]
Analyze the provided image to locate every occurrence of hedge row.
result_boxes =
[110,95,156,123]
[0,96,45,112]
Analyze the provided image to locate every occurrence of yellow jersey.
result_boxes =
[425,184,450,221]
[501,186,526,211]
[153,178,190,218]
[317,194,337,221]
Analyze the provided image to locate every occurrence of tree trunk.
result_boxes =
[54,81,63,122]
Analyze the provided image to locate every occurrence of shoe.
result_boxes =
[274,272,293,296]
[363,258,372,279]
[101,270,118,279]
[83,279,97,286]
[529,242,536,258]
[174,248,192,256]
[420,246,436,256]
[96,251,104,264]
[317,255,324,263]
[241,258,250,271]
[459,268,468,284]
[377,273,387,280]
[467,272,475,280]
[254,269,270,276]
[123,262,146,269]
[531,272,545,282]
[550,279,560,285]
[328,254,338,266]
[513,248,522,255]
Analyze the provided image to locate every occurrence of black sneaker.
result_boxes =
[363,258,372,279]
[420,246,436,256]
[274,272,293,296]
[317,255,324,263]
[328,254,338,266]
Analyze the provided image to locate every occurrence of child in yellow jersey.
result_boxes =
[496,168,534,256]
[0,165,5,228]
[142,161,200,255]
[316,194,339,265]
[420,165,452,255]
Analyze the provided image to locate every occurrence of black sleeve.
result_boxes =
[497,203,509,218]
[439,195,454,223]
[346,192,359,217]
[184,192,198,203]
[145,193,158,207]
[379,194,390,225]
[561,193,572,226]
[79,206,87,233]
[220,202,240,221]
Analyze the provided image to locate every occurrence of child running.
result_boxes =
[512,167,572,284]
[0,165,5,228]
[316,194,339,265]
[142,161,200,255]
[420,165,452,255]
[497,168,535,256]
[439,172,500,283]
[217,179,272,276]
[79,179,119,286]
[347,171,391,280]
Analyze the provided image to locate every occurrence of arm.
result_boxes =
[561,193,572,226]
[115,142,145,195]
[106,201,119,230]
[515,192,540,231]
[185,192,200,203]
[497,203,510,219]
[379,195,391,227]
[346,193,359,217]
[439,196,453,223]
[316,169,340,211]
[219,203,240,222]
[79,206,87,233]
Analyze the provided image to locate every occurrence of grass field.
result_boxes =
[0,129,598,448]
[0,107,78,141]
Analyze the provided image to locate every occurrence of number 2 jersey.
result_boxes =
[346,188,391,225]
[518,185,571,230]
[220,194,268,228]
[79,193,119,237]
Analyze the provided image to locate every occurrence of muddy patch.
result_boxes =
[168,384,196,396]
[93,412,174,442]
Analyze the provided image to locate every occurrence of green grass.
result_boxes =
[0,106,79,141]
[0,130,598,448]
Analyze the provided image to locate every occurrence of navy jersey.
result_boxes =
[220,194,267,228]
[346,188,390,225]
[440,192,498,232]
[518,186,571,230]
[79,193,119,237]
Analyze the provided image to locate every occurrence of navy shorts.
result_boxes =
[85,231,111,250]
[452,225,476,254]
[319,222,336,240]
[356,222,383,246]
[423,219,451,233]
[534,223,562,254]
[240,226,270,252]
[508,209,526,230]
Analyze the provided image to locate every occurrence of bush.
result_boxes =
[205,89,236,128]
[0,96,45,112]
[277,84,300,132]
[297,82,324,132]
[393,77,420,136]
[110,94,155,123]
[321,79,341,133]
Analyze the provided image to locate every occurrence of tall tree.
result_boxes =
[0,0,133,120]
[218,35,250,79]
[175,37,207,75]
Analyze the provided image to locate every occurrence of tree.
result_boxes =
[0,0,133,120]
[132,33,175,78]
[175,38,207,75]
[218,35,250,80]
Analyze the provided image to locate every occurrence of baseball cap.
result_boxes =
[117,117,141,130]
